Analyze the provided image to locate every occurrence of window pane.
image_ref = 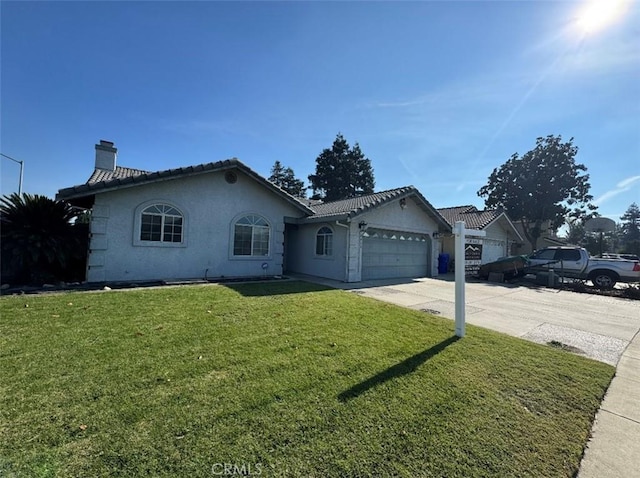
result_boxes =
[143,205,163,214]
[163,206,180,216]
[140,206,183,243]
[560,250,581,261]
[141,214,161,226]
[253,226,270,256]
[141,227,153,241]
[531,249,555,260]
[253,215,268,227]
[141,213,162,241]
[233,216,270,256]
[163,224,176,242]
[169,223,182,242]
[234,225,253,255]
[316,236,325,255]
[316,227,333,256]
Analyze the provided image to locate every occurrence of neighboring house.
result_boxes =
[436,205,523,266]
[57,141,451,283]
[511,221,566,255]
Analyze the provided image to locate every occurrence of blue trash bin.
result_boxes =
[438,253,450,274]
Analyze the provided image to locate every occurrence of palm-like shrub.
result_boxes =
[1,193,86,284]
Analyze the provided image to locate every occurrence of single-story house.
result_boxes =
[56,141,451,283]
[511,221,566,255]
[436,205,523,270]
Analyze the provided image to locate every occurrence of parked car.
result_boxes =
[527,247,640,289]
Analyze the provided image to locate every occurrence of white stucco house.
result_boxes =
[56,141,451,283]
[511,221,566,255]
[436,205,523,268]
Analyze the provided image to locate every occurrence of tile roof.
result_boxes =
[56,158,314,214]
[301,198,325,208]
[306,187,451,230]
[56,153,449,232]
[309,187,413,218]
[88,166,149,184]
[436,205,504,230]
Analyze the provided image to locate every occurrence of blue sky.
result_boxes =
[2,1,638,224]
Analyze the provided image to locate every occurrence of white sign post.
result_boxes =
[454,221,486,337]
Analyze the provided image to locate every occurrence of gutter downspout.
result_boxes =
[335,220,350,282]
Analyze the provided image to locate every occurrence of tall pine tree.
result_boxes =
[268,161,306,198]
[308,133,375,201]
[620,202,640,255]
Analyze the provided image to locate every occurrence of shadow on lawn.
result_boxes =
[338,335,460,402]
[223,280,334,297]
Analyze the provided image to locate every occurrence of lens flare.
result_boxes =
[576,0,629,34]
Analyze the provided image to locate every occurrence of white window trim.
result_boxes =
[133,200,188,248]
[314,225,334,259]
[229,212,272,260]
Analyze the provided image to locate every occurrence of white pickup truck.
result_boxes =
[527,246,640,289]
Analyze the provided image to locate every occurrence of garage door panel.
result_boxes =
[482,239,506,263]
[362,228,430,280]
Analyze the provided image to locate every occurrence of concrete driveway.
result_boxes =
[292,273,640,478]
[301,274,639,365]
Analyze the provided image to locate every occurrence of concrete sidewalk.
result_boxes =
[290,273,640,478]
[578,333,640,478]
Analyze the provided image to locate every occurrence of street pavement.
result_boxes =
[290,273,640,478]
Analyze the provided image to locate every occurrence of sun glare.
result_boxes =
[576,0,629,34]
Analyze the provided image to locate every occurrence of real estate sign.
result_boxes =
[465,238,483,275]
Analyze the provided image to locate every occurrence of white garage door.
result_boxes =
[362,229,431,280]
[482,238,507,263]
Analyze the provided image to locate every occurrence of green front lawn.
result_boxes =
[0,281,614,477]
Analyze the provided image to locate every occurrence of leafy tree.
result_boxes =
[563,218,619,256]
[607,223,624,254]
[308,133,375,201]
[564,219,586,246]
[268,160,306,198]
[0,193,87,284]
[478,135,597,250]
[585,228,620,257]
[620,202,640,255]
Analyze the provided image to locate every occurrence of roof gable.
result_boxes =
[437,205,523,240]
[305,187,451,231]
[56,158,314,214]
[310,187,411,218]
[437,205,501,230]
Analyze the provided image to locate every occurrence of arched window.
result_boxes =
[233,215,270,256]
[140,204,183,243]
[316,226,333,256]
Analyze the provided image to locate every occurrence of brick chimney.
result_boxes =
[95,140,117,171]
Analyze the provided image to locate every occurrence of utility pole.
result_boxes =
[1,153,24,195]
